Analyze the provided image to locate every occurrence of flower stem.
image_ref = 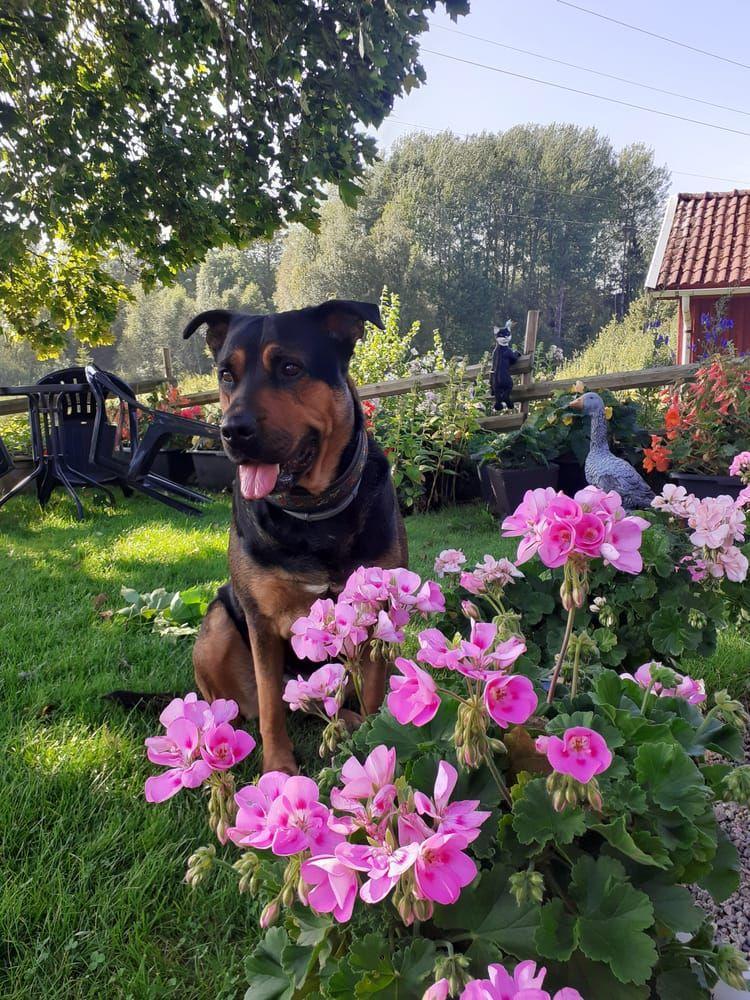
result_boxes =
[570,636,582,699]
[640,681,654,715]
[546,604,576,704]
[484,749,513,808]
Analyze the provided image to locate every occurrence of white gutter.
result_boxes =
[645,193,679,291]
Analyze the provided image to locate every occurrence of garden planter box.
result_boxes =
[151,447,194,485]
[482,462,559,517]
[191,450,235,492]
[669,471,743,501]
[556,452,587,497]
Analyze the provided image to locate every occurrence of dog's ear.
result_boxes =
[181,310,235,358]
[312,300,384,361]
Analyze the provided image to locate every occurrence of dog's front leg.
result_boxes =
[247,620,297,775]
[360,642,387,716]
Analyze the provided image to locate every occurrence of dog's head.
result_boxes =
[182,300,382,500]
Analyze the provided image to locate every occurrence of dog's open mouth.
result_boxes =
[238,433,319,501]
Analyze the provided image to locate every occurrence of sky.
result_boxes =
[373,0,750,194]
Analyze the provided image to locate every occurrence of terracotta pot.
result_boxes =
[669,471,742,501]
[482,463,559,517]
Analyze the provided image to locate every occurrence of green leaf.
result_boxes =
[655,968,710,999]
[591,816,669,868]
[696,828,740,903]
[512,777,588,848]
[635,743,710,820]
[564,954,650,999]
[570,855,656,985]
[349,937,436,999]
[365,701,457,761]
[648,607,701,658]
[534,898,578,961]
[434,867,540,959]
[638,878,704,934]
[339,179,365,208]
[244,928,295,1000]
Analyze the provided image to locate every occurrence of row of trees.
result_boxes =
[1,124,670,380]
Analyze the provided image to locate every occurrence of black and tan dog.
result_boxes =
[182,301,407,775]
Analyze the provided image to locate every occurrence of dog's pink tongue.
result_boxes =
[238,462,280,500]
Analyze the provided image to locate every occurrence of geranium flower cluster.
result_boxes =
[143,693,255,804]
[651,483,748,583]
[501,487,648,612]
[227,748,489,926]
[388,622,537,770]
[621,662,706,705]
[535,725,613,813]
[729,451,750,507]
[425,960,583,999]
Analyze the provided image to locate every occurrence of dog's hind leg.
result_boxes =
[193,597,259,719]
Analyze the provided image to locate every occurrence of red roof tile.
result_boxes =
[650,190,750,291]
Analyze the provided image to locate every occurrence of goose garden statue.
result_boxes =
[568,391,654,510]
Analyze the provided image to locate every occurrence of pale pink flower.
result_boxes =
[340,565,391,609]
[434,548,467,577]
[423,980,451,1000]
[484,674,538,729]
[387,658,441,726]
[300,855,359,922]
[600,514,650,574]
[200,722,255,771]
[729,451,750,478]
[456,622,526,679]
[227,772,289,849]
[144,718,213,802]
[651,484,696,519]
[289,598,345,662]
[688,495,745,549]
[373,609,405,643]
[414,833,477,904]
[265,775,340,856]
[542,726,612,784]
[476,555,525,587]
[622,663,706,705]
[283,662,346,717]
[417,627,462,670]
[713,545,749,583]
[460,570,486,595]
[334,745,396,803]
[335,840,420,903]
[738,485,750,507]
[674,675,706,704]
[414,579,446,613]
[575,485,623,517]
[413,760,490,845]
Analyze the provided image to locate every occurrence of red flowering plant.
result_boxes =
[142,489,750,998]
[644,355,750,476]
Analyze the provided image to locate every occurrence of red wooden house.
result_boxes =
[645,189,750,363]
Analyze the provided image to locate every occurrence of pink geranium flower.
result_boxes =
[414,832,477,904]
[423,980,451,1000]
[573,513,606,557]
[227,771,290,849]
[159,691,215,729]
[417,627,462,670]
[460,960,584,1000]
[144,718,214,802]
[575,485,623,517]
[283,662,346,717]
[456,622,526,679]
[434,548,467,577]
[539,726,612,784]
[600,514,650,574]
[200,722,255,771]
[737,485,750,507]
[336,841,420,903]
[300,855,359,922]
[373,608,405,644]
[387,658,441,726]
[334,745,397,803]
[484,674,538,729]
[265,775,340,856]
[413,760,490,845]
[651,483,696,519]
[538,519,577,568]
[729,451,750,478]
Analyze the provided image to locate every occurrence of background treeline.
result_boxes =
[0,125,670,383]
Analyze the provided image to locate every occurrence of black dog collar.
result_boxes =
[264,427,369,522]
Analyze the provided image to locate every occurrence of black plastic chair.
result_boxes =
[85,364,222,516]
[0,434,14,480]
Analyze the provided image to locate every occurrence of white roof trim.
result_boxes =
[645,193,679,290]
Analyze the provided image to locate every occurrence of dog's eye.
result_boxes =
[279,360,303,379]
[219,370,234,386]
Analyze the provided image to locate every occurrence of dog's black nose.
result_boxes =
[221,417,256,447]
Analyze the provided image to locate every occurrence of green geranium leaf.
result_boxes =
[512,777,588,848]
[349,938,436,999]
[591,816,669,868]
[564,954,650,999]
[635,743,710,820]
[655,968,710,999]
[434,867,540,958]
[570,855,656,985]
[648,607,701,657]
[244,928,295,1000]
[365,702,457,761]
[638,878,704,934]
[696,828,740,903]
[534,898,578,961]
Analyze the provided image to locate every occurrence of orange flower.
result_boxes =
[664,402,681,432]
[643,435,671,473]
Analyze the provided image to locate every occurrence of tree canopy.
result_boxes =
[275,127,670,357]
[0,0,468,356]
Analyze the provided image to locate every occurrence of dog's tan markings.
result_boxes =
[226,348,246,379]
[260,343,280,373]
[193,599,259,718]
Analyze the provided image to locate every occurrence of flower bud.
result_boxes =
[281,883,295,908]
[723,766,750,807]
[509,869,545,906]
[396,893,416,926]
[184,844,216,888]
[232,852,259,894]
[716,944,749,992]
[714,689,750,729]
[461,600,480,621]
[413,896,434,922]
[259,900,280,929]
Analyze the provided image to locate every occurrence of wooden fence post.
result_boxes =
[162,346,175,386]
[519,309,540,420]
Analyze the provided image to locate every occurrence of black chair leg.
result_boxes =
[53,462,85,520]
[0,460,44,509]
[137,484,204,516]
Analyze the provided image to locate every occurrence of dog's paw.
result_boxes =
[263,747,298,776]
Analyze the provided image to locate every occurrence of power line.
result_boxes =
[384,118,750,186]
[420,49,750,138]
[432,23,750,119]
[557,1,750,72]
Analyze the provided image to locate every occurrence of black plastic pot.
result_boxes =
[669,472,743,501]
[555,451,587,496]
[482,462,559,517]
[191,449,235,492]
[151,448,195,485]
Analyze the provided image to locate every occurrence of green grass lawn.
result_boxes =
[0,493,746,998]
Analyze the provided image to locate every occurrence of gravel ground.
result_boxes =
[693,728,750,958]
